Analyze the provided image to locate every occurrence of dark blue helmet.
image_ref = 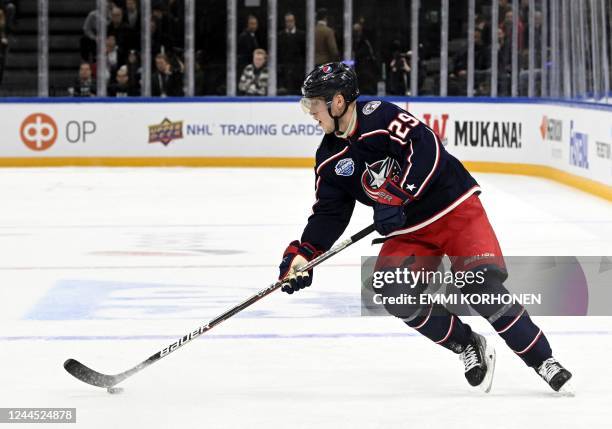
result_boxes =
[302,62,360,104]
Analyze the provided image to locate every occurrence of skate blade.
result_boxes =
[479,341,496,394]
[555,381,575,397]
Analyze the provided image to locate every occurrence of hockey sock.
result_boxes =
[490,304,552,367]
[461,270,552,367]
[405,304,473,354]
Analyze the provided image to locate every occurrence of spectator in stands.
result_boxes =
[126,49,141,93]
[448,28,490,96]
[0,0,15,33]
[524,9,542,59]
[237,15,260,75]
[520,0,529,23]
[498,0,512,23]
[124,0,139,28]
[105,34,124,81]
[70,62,97,97]
[123,0,140,51]
[388,40,410,95]
[0,8,7,85]
[277,12,305,95]
[420,9,440,61]
[353,21,377,94]
[151,4,173,55]
[314,8,339,65]
[501,8,524,50]
[355,15,374,49]
[475,14,491,47]
[474,29,492,75]
[167,0,184,49]
[497,27,511,95]
[194,50,207,95]
[80,9,100,62]
[519,9,543,94]
[238,48,268,96]
[150,15,162,56]
[108,65,138,96]
[152,52,184,97]
[108,6,128,52]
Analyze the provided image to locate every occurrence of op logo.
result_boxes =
[334,158,355,176]
[20,113,58,151]
[361,157,401,201]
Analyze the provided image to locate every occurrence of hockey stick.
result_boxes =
[64,224,376,389]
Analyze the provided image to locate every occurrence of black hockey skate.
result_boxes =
[536,358,574,395]
[459,332,496,393]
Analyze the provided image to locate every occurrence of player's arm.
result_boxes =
[278,175,355,294]
[387,109,443,200]
[377,109,443,205]
[368,107,443,235]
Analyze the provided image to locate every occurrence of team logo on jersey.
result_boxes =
[362,101,381,115]
[361,157,402,201]
[322,65,332,74]
[334,158,355,176]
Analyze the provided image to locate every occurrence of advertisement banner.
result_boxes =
[2,102,323,159]
[0,99,610,192]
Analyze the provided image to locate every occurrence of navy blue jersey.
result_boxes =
[301,100,480,251]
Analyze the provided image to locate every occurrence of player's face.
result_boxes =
[301,97,334,133]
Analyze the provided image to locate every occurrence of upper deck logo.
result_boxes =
[20,113,58,151]
[149,118,184,146]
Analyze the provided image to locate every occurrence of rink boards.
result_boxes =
[0,97,610,200]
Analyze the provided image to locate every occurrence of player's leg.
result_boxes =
[443,195,572,392]
[375,239,472,352]
[375,237,494,391]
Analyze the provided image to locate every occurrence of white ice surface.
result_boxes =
[0,168,611,429]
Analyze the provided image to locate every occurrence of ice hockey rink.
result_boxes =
[0,167,611,429]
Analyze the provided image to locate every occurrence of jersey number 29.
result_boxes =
[388,113,420,140]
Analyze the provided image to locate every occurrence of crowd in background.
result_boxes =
[74,0,186,97]
[0,0,572,97]
[228,0,541,97]
[0,0,16,86]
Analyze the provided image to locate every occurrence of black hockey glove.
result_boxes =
[278,241,321,294]
[373,203,408,236]
[373,177,411,236]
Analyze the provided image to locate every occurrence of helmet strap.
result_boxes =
[328,102,350,134]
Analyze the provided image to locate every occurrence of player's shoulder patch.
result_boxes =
[362,100,382,115]
[334,158,355,176]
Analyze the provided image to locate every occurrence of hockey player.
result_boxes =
[278,62,573,393]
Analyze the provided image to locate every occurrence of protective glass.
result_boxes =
[300,97,330,115]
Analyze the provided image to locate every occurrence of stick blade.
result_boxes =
[64,358,120,388]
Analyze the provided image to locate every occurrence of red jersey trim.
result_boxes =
[315,146,350,176]
[386,185,482,237]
